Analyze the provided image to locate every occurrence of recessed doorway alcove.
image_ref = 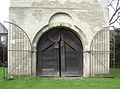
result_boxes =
[36,27,83,77]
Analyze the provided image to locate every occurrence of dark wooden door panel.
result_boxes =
[37,44,57,76]
[37,27,83,77]
[62,42,80,76]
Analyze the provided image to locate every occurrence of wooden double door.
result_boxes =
[37,27,83,77]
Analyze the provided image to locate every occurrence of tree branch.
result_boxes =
[109,7,120,23]
[110,16,120,25]
[116,0,119,10]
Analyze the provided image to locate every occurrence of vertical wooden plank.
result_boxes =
[60,40,65,77]
[54,43,60,77]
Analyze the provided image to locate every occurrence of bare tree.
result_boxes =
[108,0,120,27]
[108,0,120,68]
[108,0,120,36]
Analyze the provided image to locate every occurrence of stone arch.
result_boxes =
[32,24,87,50]
[49,12,73,24]
[31,23,88,76]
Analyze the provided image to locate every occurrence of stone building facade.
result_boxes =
[8,0,109,77]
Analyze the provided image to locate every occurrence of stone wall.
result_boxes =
[9,0,109,77]
[10,0,108,42]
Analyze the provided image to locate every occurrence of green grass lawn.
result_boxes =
[0,68,120,89]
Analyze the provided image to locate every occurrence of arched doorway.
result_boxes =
[36,27,83,77]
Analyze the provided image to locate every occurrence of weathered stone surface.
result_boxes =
[8,0,109,77]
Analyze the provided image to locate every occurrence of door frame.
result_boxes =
[32,23,88,77]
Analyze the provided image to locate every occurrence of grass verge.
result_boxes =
[0,68,120,89]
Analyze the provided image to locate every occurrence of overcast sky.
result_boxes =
[0,0,10,24]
